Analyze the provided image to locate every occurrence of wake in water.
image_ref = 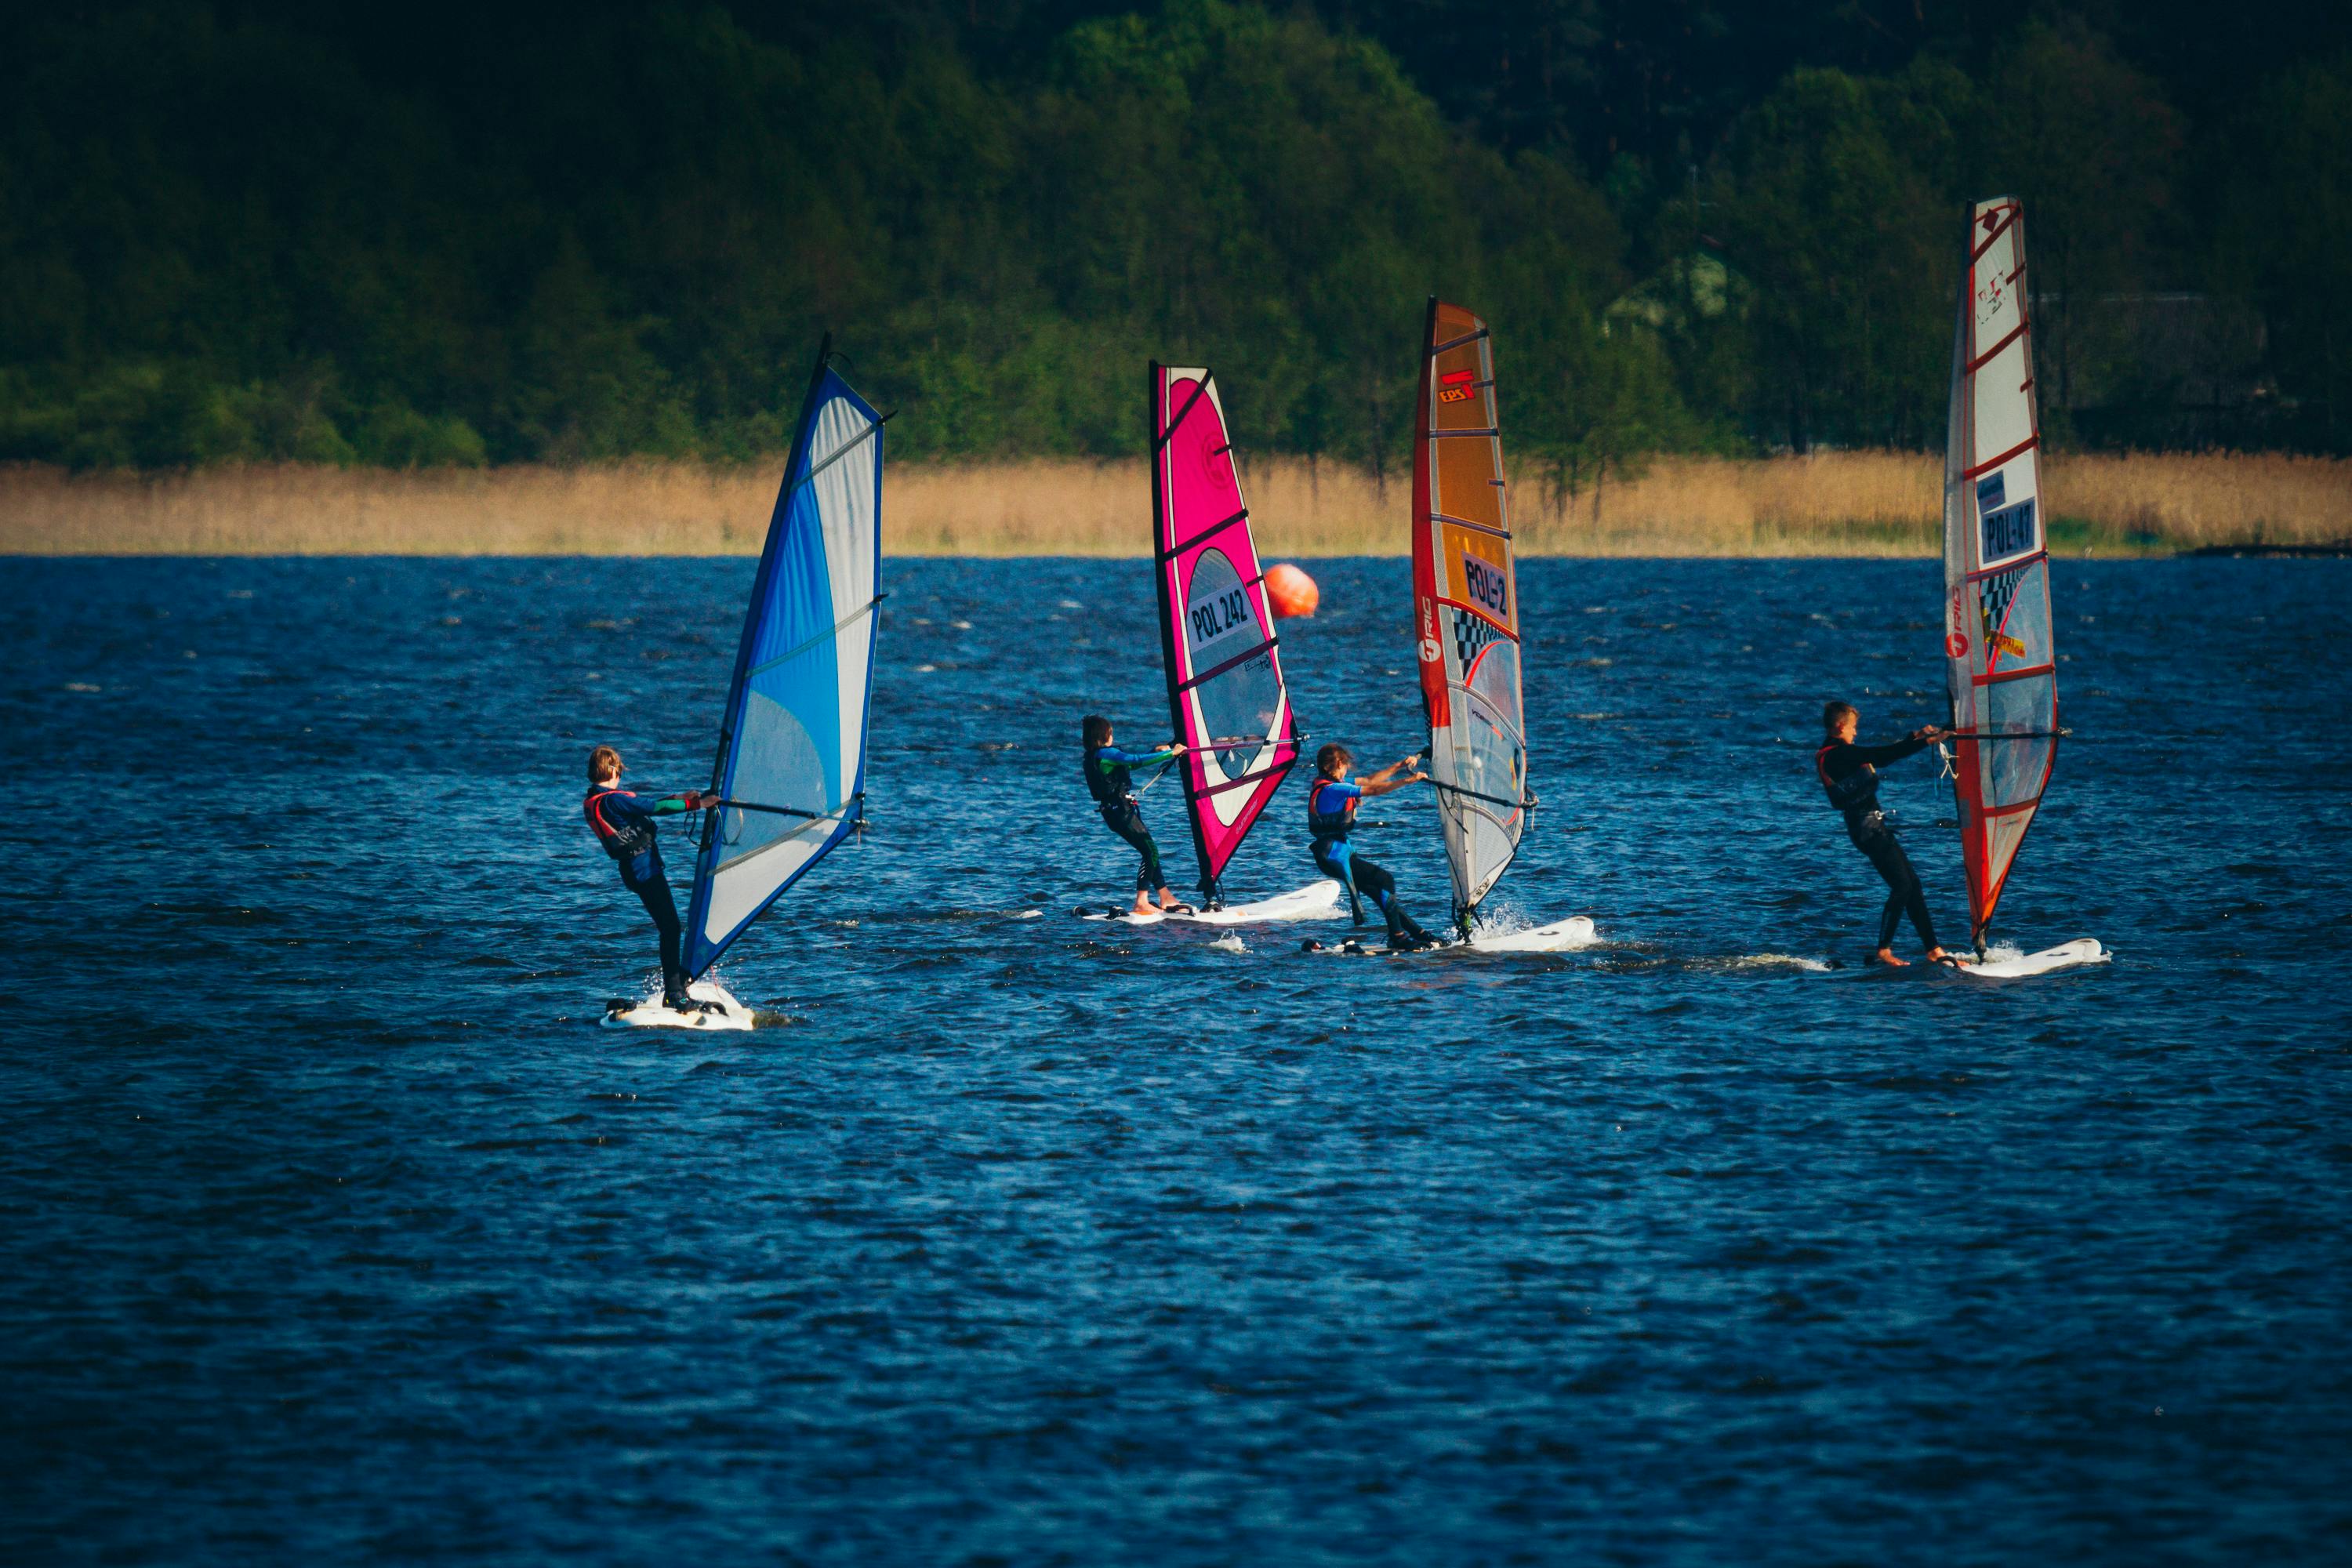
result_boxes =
[1725,953,1834,973]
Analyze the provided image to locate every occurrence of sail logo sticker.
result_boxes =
[1437,368,1477,405]
[1981,498,2037,563]
[1976,266,2010,327]
[1976,471,2005,512]
[1417,601,1443,666]
[1461,554,1508,619]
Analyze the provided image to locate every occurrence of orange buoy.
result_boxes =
[1264,562,1319,618]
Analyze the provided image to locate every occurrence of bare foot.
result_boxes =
[1131,897,1156,916]
[1926,946,1952,964]
[1156,890,1181,911]
[1874,947,1910,967]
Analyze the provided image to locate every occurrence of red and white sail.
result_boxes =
[1943,198,2060,947]
[1150,364,1299,905]
[1411,298,1527,926]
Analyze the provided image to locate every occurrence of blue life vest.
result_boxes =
[1307,779,1359,842]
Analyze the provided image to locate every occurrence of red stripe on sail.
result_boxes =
[1966,319,2029,375]
[1962,435,2038,481]
[1969,206,2018,262]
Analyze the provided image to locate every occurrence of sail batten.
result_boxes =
[1943,198,2060,949]
[1413,297,1528,927]
[1150,363,1300,904]
[682,339,882,978]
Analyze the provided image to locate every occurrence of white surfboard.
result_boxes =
[1305,914,1599,956]
[601,980,755,1030]
[1169,880,1345,924]
[1080,881,1346,927]
[1955,938,2107,978]
[1465,915,1599,953]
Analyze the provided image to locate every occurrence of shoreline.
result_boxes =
[1,452,2344,557]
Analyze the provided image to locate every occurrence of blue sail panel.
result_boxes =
[683,363,882,978]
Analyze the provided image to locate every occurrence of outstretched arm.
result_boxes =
[608,791,710,822]
[1096,743,1187,775]
[597,789,709,829]
[1853,728,1948,768]
[1358,753,1429,798]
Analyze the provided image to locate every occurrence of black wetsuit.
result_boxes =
[1815,735,1940,953]
[1082,743,1177,895]
[1308,778,1435,947]
[586,784,699,1004]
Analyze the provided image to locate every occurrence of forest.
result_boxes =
[2,0,2347,481]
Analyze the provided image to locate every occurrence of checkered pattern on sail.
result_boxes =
[1453,606,1504,676]
[1978,564,2027,650]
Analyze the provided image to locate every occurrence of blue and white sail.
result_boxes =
[684,342,882,977]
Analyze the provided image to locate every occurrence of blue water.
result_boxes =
[5,556,2349,1564]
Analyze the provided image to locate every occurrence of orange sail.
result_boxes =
[1410,298,1527,930]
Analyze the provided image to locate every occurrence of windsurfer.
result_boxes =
[1081,716,1191,917]
[583,745,713,1010]
[1308,742,1439,949]
[1815,703,1953,967]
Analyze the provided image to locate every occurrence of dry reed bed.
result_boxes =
[1,452,2343,556]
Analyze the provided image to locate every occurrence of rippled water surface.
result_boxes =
[5,556,2349,1564]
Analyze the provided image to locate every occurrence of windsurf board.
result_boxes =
[1955,938,2107,978]
[1079,881,1345,926]
[1303,914,1599,956]
[601,980,755,1030]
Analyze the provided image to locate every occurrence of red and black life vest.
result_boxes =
[584,786,657,861]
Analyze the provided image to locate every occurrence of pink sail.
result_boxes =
[1149,364,1300,906]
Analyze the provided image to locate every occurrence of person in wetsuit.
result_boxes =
[584,744,714,1009]
[1307,742,1439,949]
[1080,715,1190,917]
[1816,702,1953,967]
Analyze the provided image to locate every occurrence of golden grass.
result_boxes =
[2,450,2343,556]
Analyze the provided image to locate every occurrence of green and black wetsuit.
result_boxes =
[1082,743,1181,895]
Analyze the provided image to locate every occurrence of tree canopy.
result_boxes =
[2,0,2344,470]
